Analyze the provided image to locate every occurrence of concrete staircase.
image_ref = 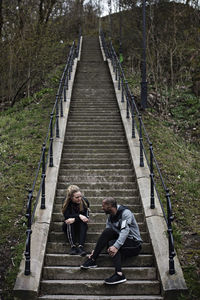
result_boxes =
[38,36,163,300]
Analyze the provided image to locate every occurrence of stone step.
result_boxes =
[53,203,141,213]
[58,161,131,169]
[64,139,127,145]
[44,254,154,267]
[42,266,156,280]
[55,196,141,205]
[38,295,163,300]
[59,164,132,170]
[58,175,135,183]
[41,278,160,296]
[57,182,136,189]
[58,169,134,176]
[67,118,121,123]
[64,135,125,140]
[69,105,118,110]
[74,83,113,88]
[52,212,144,223]
[66,123,123,128]
[40,279,160,295]
[75,75,111,81]
[66,120,123,125]
[70,99,117,104]
[55,182,137,193]
[48,232,148,243]
[72,91,115,98]
[56,188,138,197]
[62,147,129,153]
[69,108,119,115]
[65,131,124,137]
[61,153,130,159]
[69,110,120,115]
[50,221,147,233]
[46,242,151,254]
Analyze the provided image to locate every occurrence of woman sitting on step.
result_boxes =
[62,185,90,256]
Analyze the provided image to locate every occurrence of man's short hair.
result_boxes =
[103,197,117,208]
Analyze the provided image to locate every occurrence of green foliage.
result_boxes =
[0,67,62,297]
[142,112,200,300]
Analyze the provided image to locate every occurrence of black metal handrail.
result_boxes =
[100,30,176,275]
[24,37,81,276]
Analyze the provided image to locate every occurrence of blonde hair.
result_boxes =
[62,185,85,213]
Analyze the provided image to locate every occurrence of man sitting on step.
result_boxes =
[80,197,143,285]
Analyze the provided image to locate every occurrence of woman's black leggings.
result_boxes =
[62,220,88,247]
[91,228,142,273]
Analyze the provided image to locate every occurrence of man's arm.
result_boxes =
[113,209,132,249]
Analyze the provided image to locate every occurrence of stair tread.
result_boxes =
[39,296,163,300]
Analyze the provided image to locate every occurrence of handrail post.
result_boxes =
[131,94,135,138]
[49,113,54,167]
[139,114,144,167]
[115,61,118,81]
[166,189,176,274]
[60,93,63,118]
[125,81,129,119]
[41,143,46,209]
[118,67,121,90]
[24,190,33,275]
[150,143,155,208]
[56,95,60,138]
[69,56,72,80]
[121,79,124,102]
[64,82,67,102]
[66,69,69,90]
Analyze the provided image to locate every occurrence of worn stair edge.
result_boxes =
[38,295,163,300]
[100,35,188,300]
[40,280,161,295]
[13,37,83,300]
[42,266,157,280]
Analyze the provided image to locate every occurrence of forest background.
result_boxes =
[0,0,199,299]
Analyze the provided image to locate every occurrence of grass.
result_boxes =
[0,65,64,299]
[141,110,200,300]
[125,70,200,299]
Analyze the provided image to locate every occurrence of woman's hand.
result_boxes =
[79,214,89,223]
[65,218,75,224]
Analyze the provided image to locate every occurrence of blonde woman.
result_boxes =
[62,185,90,256]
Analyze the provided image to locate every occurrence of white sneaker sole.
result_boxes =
[80,264,98,269]
[104,278,127,285]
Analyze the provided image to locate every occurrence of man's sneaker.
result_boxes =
[69,246,77,255]
[80,258,98,269]
[104,273,127,285]
[77,246,87,256]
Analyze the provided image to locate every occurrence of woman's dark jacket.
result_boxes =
[63,197,90,221]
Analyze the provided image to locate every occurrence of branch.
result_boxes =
[11,77,31,107]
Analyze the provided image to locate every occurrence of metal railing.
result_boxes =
[24,36,81,276]
[100,30,176,275]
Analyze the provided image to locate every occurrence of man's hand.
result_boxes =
[88,250,94,259]
[65,218,75,224]
[79,214,89,223]
[107,245,118,257]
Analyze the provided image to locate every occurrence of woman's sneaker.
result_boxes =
[69,246,77,255]
[104,273,127,285]
[77,246,87,256]
[80,258,97,269]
